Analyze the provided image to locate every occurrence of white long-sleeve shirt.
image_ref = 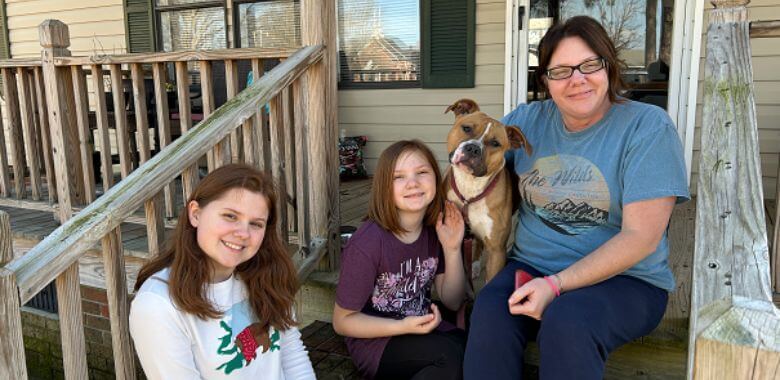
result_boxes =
[129,268,315,380]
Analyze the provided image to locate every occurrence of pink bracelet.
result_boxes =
[544,276,560,297]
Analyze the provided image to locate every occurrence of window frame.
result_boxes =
[336,0,422,90]
[154,0,230,53]
[232,0,302,49]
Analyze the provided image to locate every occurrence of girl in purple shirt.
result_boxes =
[333,140,467,379]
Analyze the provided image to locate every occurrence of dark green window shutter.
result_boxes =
[124,0,156,53]
[421,0,475,88]
[0,0,10,59]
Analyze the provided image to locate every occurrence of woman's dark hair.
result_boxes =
[367,140,444,234]
[135,164,298,330]
[536,15,626,103]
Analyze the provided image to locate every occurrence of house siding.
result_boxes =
[339,0,506,172]
[5,0,127,58]
[691,0,780,199]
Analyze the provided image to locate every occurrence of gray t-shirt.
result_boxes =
[335,220,447,379]
[503,99,690,291]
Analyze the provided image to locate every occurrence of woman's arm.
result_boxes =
[279,327,316,379]
[332,303,441,338]
[509,196,675,319]
[129,292,200,379]
[434,201,466,310]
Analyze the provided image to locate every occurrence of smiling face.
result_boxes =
[545,36,612,130]
[188,188,269,282]
[392,149,437,218]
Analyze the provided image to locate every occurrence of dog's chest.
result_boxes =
[447,189,493,240]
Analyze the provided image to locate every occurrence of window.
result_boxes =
[156,0,227,51]
[236,0,301,48]
[338,0,420,88]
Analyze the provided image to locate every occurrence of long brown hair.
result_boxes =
[135,164,298,330]
[367,140,444,234]
[537,15,626,103]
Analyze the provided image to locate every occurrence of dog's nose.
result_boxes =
[464,143,481,156]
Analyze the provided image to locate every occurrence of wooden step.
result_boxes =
[300,319,686,380]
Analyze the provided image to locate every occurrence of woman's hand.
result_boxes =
[436,201,465,254]
[400,304,441,334]
[507,278,557,320]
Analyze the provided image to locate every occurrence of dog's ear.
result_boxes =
[507,126,533,156]
[445,98,480,117]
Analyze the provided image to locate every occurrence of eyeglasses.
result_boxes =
[545,57,606,80]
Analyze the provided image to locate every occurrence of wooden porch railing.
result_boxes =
[0,16,335,379]
[689,1,780,378]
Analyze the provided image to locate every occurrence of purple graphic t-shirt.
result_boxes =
[335,221,447,379]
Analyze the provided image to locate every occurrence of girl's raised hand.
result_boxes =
[436,201,465,254]
[400,303,442,335]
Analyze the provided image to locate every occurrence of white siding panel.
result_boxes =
[339,85,504,107]
[476,2,505,25]
[6,0,126,58]
[691,2,780,198]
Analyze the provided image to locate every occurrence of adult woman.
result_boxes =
[130,164,315,379]
[463,16,689,380]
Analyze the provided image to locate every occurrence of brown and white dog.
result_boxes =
[444,98,532,284]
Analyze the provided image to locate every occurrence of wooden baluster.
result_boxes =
[27,69,45,180]
[293,79,311,251]
[152,63,175,218]
[201,60,230,169]
[40,20,88,378]
[33,67,57,202]
[2,68,27,199]
[251,58,268,171]
[269,94,288,243]
[110,64,133,179]
[91,65,114,192]
[175,61,198,200]
[131,63,151,164]
[0,85,10,197]
[0,211,26,379]
[17,68,42,200]
[71,66,96,203]
[242,116,256,166]
[101,227,135,379]
[131,63,165,256]
[224,59,242,163]
[242,70,256,167]
[282,88,297,233]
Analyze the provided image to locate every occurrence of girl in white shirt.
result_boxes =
[130,164,315,380]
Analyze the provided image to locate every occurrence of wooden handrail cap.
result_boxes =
[38,20,70,49]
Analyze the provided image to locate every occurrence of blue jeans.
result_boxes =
[463,260,668,380]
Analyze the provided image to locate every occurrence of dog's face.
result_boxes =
[445,99,531,177]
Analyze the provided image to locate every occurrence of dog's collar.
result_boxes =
[450,169,502,221]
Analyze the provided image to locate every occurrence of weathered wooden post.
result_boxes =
[39,20,85,221]
[39,19,89,379]
[689,1,780,378]
[301,0,340,268]
[0,211,27,379]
